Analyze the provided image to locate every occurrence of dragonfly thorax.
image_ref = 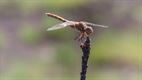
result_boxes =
[74,22,86,32]
[74,22,93,35]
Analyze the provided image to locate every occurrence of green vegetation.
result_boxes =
[0,0,141,80]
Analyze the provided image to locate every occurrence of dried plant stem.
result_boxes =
[80,37,91,80]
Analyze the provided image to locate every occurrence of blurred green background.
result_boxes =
[0,0,141,80]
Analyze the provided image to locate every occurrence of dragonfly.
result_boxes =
[45,13,108,43]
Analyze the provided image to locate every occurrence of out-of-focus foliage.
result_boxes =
[56,44,77,67]
[0,0,141,80]
[0,31,6,48]
[91,31,141,65]
[18,26,41,44]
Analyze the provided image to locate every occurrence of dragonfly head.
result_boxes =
[85,26,93,35]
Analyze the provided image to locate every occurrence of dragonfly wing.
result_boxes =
[91,23,108,28]
[83,21,108,28]
[47,21,75,31]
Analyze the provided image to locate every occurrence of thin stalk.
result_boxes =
[80,37,91,80]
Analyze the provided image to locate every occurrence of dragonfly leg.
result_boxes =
[75,33,80,40]
[80,32,89,47]
[84,32,89,37]
[75,32,88,46]
[79,32,85,42]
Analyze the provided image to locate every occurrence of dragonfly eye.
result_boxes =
[85,27,93,35]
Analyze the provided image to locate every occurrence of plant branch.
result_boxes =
[80,37,91,80]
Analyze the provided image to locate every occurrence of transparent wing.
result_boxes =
[47,21,75,31]
[83,21,108,28]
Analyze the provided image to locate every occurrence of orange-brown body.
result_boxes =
[45,13,109,43]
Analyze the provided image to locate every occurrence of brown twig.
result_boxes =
[80,37,91,80]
